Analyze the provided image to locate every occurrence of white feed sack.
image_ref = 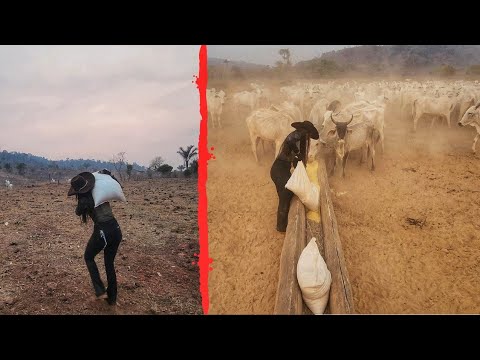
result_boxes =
[91,172,127,208]
[285,161,319,211]
[297,237,331,315]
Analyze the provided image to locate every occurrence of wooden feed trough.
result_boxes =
[274,157,354,315]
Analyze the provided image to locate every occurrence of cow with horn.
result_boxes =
[458,102,480,154]
[322,112,378,178]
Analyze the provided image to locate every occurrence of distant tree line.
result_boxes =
[0,149,146,178]
[209,46,480,79]
[0,146,199,181]
[147,145,198,179]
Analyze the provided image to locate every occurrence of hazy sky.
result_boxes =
[0,45,200,168]
[208,45,354,65]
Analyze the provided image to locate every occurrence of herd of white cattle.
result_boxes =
[2,178,69,191]
[208,79,480,177]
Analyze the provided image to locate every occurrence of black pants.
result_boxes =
[270,159,294,232]
[84,218,122,304]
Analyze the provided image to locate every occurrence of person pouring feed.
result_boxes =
[67,170,123,306]
[270,120,319,233]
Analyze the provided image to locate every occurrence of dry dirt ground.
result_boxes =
[0,178,201,315]
[207,82,296,314]
[207,80,480,314]
[331,108,480,314]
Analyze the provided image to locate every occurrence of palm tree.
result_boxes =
[279,48,291,67]
[177,145,198,170]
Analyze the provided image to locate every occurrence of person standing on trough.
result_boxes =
[270,121,319,233]
[68,171,123,306]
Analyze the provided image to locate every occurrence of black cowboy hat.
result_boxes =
[291,120,319,140]
[67,172,95,196]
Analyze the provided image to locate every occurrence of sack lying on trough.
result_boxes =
[297,237,331,315]
[285,161,319,212]
[92,171,127,208]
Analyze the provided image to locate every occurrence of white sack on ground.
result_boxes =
[297,237,331,315]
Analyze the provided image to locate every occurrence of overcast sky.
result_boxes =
[0,45,200,168]
[208,45,354,65]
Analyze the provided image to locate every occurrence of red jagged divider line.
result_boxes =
[195,45,213,314]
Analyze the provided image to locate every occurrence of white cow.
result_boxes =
[400,89,422,122]
[454,93,476,124]
[309,98,330,128]
[458,103,480,154]
[323,102,385,154]
[233,89,261,113]
[285,86,318,117]
[321,113,378,178]
[249,83,271,107]
[207,89,226,129]
[412,96,456,132]
[354,91,366,102]
[207,88,216,97]
[5,180,13,190]
[258,88,272,107]
[245,103,302,162]
[312,99,342,129]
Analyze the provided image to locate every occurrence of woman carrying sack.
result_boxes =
[68,171,123,306]
[270,121,319,233]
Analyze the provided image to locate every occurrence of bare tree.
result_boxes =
[111,151,127,181]
[149,156,165,171]
[146,168,153,179]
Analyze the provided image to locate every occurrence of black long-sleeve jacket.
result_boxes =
[276,130,308,167]
[76,192,114,224]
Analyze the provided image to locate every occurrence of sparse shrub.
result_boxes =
[190,159,198,176]
[184,169,192,177]
[149,156,164,171]
[158,164,173,176]
[126,163,133,180]
[147,168,153,179]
